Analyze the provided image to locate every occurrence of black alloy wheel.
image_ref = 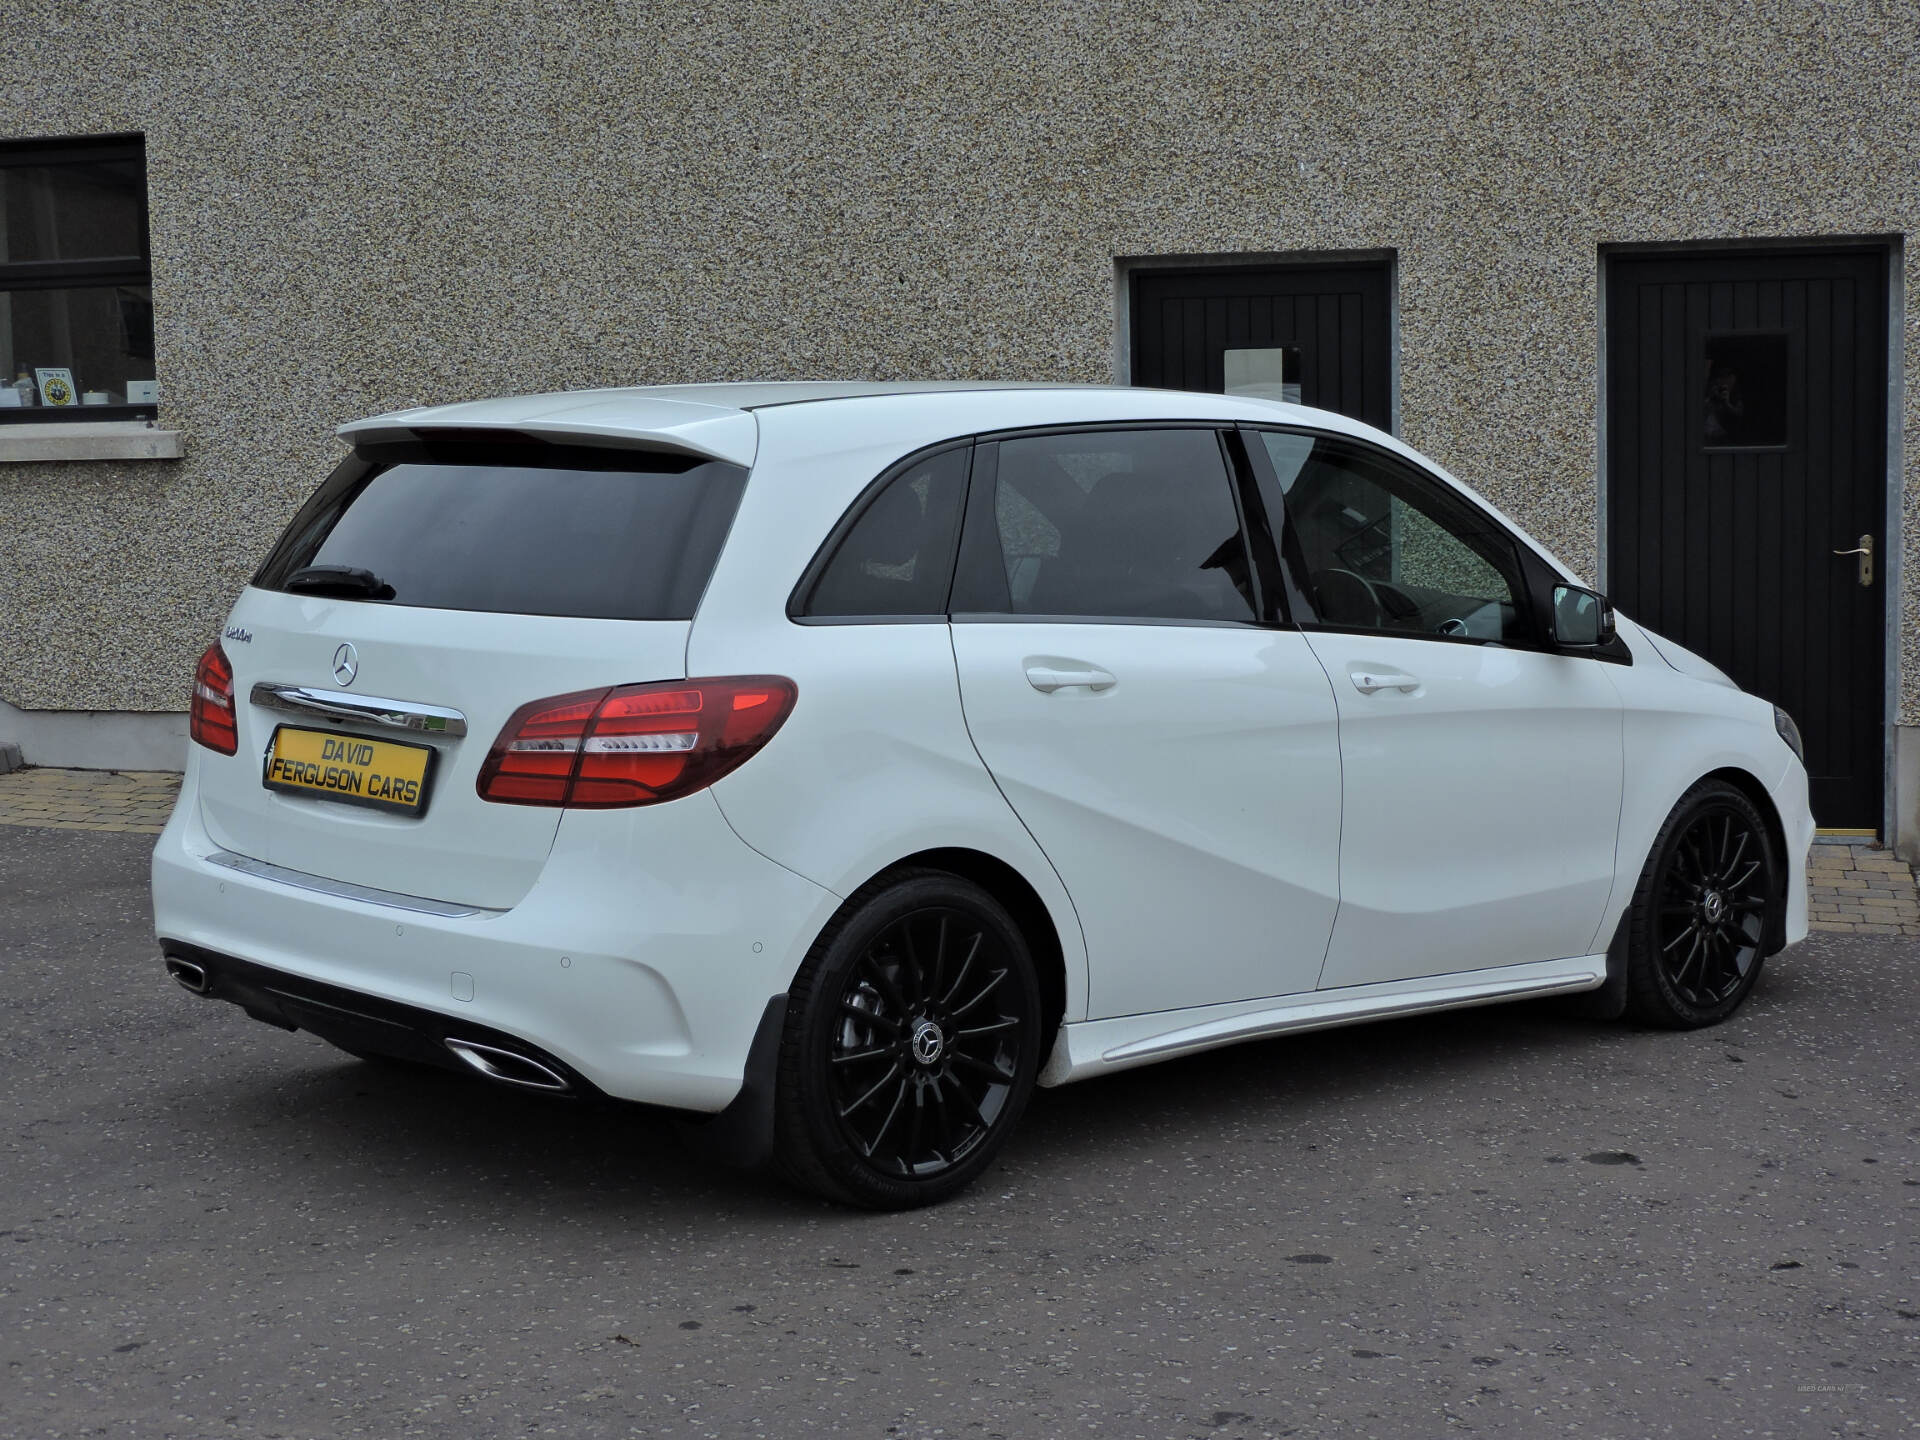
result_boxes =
[774,870,1042,1208]
[1626,780,1780,1028]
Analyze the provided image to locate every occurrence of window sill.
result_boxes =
[0,421,183,463]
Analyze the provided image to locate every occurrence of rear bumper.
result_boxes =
[151,783,839,1112]
[161,941,614,1096]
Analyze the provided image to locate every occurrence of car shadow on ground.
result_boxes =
[162,987,1703,1228]
[1018,958,1814,1173]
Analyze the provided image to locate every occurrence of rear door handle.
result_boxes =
[1350,669,1420,694]
[1024,659,1117,693]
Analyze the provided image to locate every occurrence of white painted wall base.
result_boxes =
[1896,724,1920,863]
[0,699,188,771]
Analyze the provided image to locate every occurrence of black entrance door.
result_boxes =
[1606,247,1889,829]
[1129,261,1393,431]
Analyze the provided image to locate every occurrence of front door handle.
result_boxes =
[1024,659,1117,693]
[1833,533,1874,588]
[1350,669,1420,694]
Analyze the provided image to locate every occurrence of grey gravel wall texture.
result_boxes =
[1,1,1916,717]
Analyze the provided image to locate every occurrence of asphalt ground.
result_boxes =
[2,826,1914,1439]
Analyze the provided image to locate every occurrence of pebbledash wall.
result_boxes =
[2,2,1918,850]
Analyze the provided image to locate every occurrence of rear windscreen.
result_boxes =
[252,442,748,621]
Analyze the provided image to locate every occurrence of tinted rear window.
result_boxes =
[953,427,1256,623]
[254,443,747,621]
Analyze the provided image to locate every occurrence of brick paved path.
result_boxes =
[0,769,1915,931]
[1807,843,1920,937]
[0,768,180,835]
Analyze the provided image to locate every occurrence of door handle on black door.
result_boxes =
[1024,659,1117,693]
[1832,533,1873,587]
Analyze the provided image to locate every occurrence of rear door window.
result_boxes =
[253,442,747,621]
[953,427,1257,623]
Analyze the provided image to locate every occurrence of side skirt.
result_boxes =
[1038,955,1608,1087]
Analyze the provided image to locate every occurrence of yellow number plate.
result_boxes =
[263,726,436,816]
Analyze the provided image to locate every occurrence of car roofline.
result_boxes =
[632,380,1089,411]
[333,383,1583,584]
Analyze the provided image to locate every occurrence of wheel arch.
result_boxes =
[1692,766,1793,954]
[857,847,1071,1062]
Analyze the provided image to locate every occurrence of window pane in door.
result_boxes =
[1703,332,1788,448]
[1258,431,1528,642]
[987,429,1255,622]
[1223,346,1302,403]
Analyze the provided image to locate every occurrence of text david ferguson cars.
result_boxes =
[263,727,432,814]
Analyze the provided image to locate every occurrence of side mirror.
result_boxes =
[1551,584,1616,648]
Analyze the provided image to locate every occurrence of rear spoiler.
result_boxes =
[338,395,758,467]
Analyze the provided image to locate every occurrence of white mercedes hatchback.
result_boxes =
[153,382,1813,1208]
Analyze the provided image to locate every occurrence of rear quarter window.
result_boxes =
[794,446,969,619]
[253,440,747,621]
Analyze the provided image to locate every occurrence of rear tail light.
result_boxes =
[477,676,797,808]
[189,642,239,755]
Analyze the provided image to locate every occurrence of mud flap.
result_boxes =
[672,995,786,1170]
[1559,910,1631,1021]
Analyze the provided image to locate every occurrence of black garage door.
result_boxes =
[1606,247,1889,830]
[1129,261,1393,432]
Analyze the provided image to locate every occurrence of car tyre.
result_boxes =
[773,869,1043,1209]
[1624,779,1780,1029]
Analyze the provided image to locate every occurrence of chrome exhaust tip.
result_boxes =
[443,1038,571,1093]
[165,956,211,995]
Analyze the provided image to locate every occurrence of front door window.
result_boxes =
[1253,431,1531,645]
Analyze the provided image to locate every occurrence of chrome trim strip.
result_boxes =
[202,848,500,918]
[1098,962,1608,1067]
[250,683,468,737]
